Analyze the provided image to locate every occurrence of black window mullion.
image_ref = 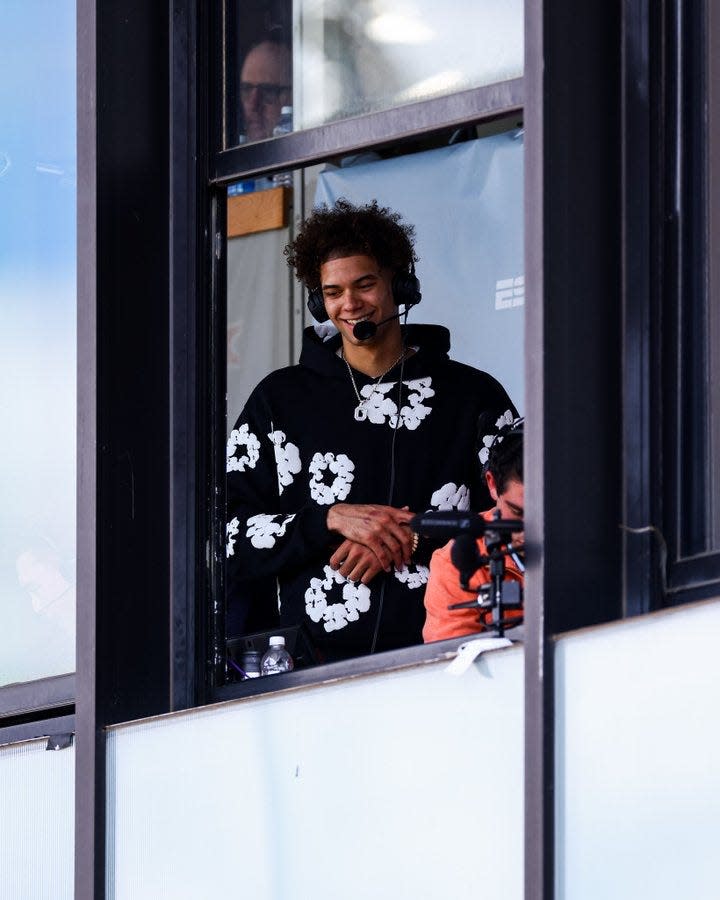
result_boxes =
[525,0,623,897]
[207,191,228,695]
[621,0,662,617]
[210,78,524,183]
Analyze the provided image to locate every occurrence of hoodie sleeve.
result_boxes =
[225,386,333,591]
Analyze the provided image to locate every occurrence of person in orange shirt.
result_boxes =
[422,416,524,643]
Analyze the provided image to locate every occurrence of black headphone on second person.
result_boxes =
[306,265,422,323]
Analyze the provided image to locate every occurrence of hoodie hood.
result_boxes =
[298,323,452,379]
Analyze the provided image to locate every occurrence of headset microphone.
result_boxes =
[352,310,403,341]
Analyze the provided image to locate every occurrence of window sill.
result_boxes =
[211,630,524,705]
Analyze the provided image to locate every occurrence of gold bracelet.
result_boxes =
[410,531,419,556]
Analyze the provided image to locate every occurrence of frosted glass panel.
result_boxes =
[0,0,77,685]
[0,738,75,899]
[107,647,523,900]
[555,600,720,900]
[296,0,523,129]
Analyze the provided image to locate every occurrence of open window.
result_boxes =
[208,1,526,691]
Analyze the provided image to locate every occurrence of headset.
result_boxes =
[306,265,422,323]
[481,416,525,475]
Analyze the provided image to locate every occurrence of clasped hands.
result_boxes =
[326,502,417,585]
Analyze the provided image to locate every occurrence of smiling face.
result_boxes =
[318,254,399,349]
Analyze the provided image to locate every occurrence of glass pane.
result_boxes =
[224,0,523,147]
[0,738,74,899]
[670,0,720,562]
[107,651,523,899]
[555,603,720,899]
[223,127,523,674]
[0,1,76,685]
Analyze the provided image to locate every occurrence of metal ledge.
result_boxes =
[212,78,524,183]
[0,673,75,721]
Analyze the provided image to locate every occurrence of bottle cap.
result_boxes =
[268,635,285,647]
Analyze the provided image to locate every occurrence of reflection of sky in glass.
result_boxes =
[297,0,523,129]
[0,1,76,685]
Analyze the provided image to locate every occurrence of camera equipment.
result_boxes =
[412,509,524,637]
[410,509,523,540]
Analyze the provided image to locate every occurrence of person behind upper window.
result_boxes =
[422,413,524,643]
[239,35,292,143]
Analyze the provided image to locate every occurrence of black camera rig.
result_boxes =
[411,509,525,637]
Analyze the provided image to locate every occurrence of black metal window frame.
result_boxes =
[205,63,525,700]
[660,0,720,601]
[623,0,720,615]
[58,0,719,897]
[0,713,76,750]
[0,676,75,731]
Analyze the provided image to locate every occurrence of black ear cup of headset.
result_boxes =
[306,268,422,323]
[391,270,422,308]
[307,285,329,322]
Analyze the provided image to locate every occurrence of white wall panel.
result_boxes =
[556,599,720,900]
[107,647,524,900]
[0,738,74,900]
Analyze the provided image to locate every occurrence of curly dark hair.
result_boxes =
[284,198,418,288]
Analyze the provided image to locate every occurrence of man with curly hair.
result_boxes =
[226,199,515,662]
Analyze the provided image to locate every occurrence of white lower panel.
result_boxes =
[107,647,524,900]
[0,737,74,900]
[556,599,720,900]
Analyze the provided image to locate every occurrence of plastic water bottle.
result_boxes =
[272,107,293,187]
[239,650,262,679]
[272,106,293,137]
[261,636,294,676]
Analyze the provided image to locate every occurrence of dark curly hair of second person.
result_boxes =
[284,198,418,289]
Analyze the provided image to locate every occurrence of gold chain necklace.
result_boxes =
[342,347,408,422]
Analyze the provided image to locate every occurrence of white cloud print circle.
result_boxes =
[309,452,355,505]
[227,423,261,473]
[305,565,372,632]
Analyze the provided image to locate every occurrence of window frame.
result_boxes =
[622,0,720,613]
[0,713,76,750]
[0,676,75,726]
[660,0,720,600]
[207,72,525,701]
[64,0,720,897]
[0,0,79,735]
[212,79,524,182]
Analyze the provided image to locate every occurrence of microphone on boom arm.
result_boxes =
[412,510,525,633]
[352,310,403,341]
[450,533,484,592]
[410,510,523,541]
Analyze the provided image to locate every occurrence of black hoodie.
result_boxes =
[226,324,515,661]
